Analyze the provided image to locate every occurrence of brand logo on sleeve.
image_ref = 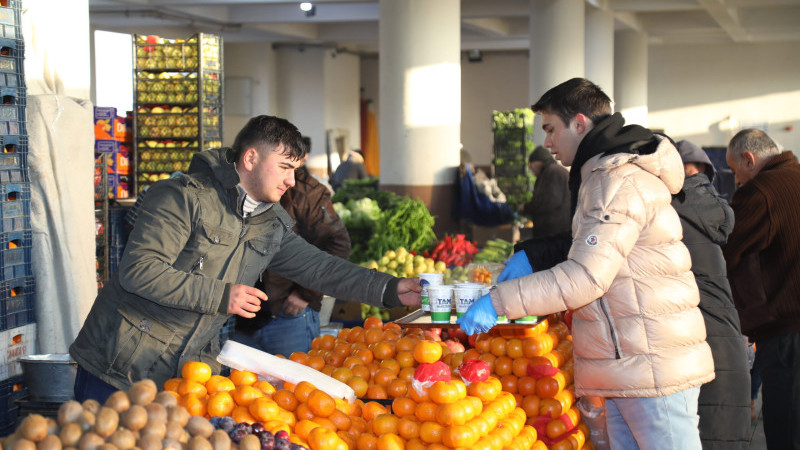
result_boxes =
[586,235,598,246]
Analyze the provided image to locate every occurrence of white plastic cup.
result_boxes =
[427,285,454,323]
[419,273,444,312]
[514,315,539,323]
[454,285,483,319]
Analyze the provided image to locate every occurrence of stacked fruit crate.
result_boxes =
[492,109,536,210]
[132,33,223,194]
[0,0,35,435]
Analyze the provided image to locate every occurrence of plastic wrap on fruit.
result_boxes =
[457,359,491,385]
[411,361,451,397]
[527,362,560,379]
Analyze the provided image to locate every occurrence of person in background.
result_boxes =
[459,78,714,449]
[234,137,352,356]
[723,128,800,449]
[672,139,751,449]
[70,115,421,403]
[518,145,571,238]
[330,149,368,191]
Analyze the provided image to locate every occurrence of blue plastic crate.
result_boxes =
[1,277,34,331]
[0,151,25,183]
[0,3,21,42]
[109,206,131,248]
[109,244,125,275]
[0,188,27,233]
[0,375,25,432]
[0,40,22,89]
[0,134,26,153]
[0,228,30,267]
[0,104,24,135]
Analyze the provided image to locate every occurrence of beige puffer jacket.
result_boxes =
[492,138,715,398]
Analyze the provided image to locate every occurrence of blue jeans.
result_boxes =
[233,307,320,356]
[74,365,119,404]
[605,386,701,450]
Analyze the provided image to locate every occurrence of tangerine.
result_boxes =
[372,341,396,360]
[364,316,384,329]
[397,416,421,440]
[207,391,235,417]
[308,389,336,417]
[362,401,387,421]
[419,421,443,444]
[372,413,400,435]
[346,376,369,398]
[294,381,318,403]
[376,433,404,450]
[295,419,321,440]
[414,401,438,422]
[356,433,378,450]
[249,396,280,422]
[413,341,442,364]
[182,393,207,416]
[387,379,409,398]
[229,369,258,386]
[392,397,417,418]
[429,381,459,405]
[253,380,276,396]
[205,375,235,394]
[365,384,388,399]
[232,385,264,407]
[177,379,208,397]
[442,424,477,448]
[329,409,352,431]
[181,361,212,383]
[289,351,310,365]
[231,404,255,423]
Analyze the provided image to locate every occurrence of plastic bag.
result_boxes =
[576,396,610,450]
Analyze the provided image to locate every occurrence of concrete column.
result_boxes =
[614,30,649,126]
[529,0,585,106]
[379,0,461,236]
[585,5,614,99]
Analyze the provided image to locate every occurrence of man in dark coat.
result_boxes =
[672,139,751,449]
[234,163,351,355]
[519,146,571,238]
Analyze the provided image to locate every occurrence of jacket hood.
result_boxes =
[677,140,716,182]
[675,173,734,245]
[187,147,240,189]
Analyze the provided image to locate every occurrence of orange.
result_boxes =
[365,384,388,399]
[312,416,337,431]
[413,341,442,364]
[372,341,396,360]
[419,421,444,444]
[463,348,482,361]
[506,338,524,359]
[371,413,400,435]
[405,438,426,450]
[429,381,459,405]
[489,337,507,357]
[321,365,336,377]
[380,358,401,375]
[229,369,258,386]
[207,391,235,417]
[277,409,297,426]
[348,327,365,343]
[356,433,379,450]
[318,334,336,350]
[442,424,478,448]
[249,396,280,422]
[343,356,363,369]
[231,404,256,423]
[396,336,418,352]
[521,395,541,417]
[398,367,416,384]
[408,384,430,403]
[535,373,564,399]
[347,376,369,398]
[466,416,491,436]
[307,355,326,371]
[295,419,321,440]
[355,348,375,365]
[554,388,575,413]
[351,416,368,434]
[351,364,371,380]
[512,357,531,378]
[494,356,513,376]
[289,351,310,365]
[387,379,408,398]
[365,328,384,344]
[500,374,519,394]
[308,389,336,417]
[397,416,421,440]
[336,431,356,450]
[163,377,182,392]
[436,402,467,426]
[474,334,492,353]
[331,367,354,383]
[294,381,318,403]
[233,385,264,407]
[267,420,292,435]
[383,322,402,332]
[181,361,212,383]
[182,393,207,416]
[308,426,341,450]
[376,433,404,450]
[333,343,352,357]
[372,368,397,387]
[362,401,387,421]
[517,376,537,396]
[206,375,235,394]
[329,409,352,431]
[253,380,276,396]
[177,379,208,397]
[296,402,316,421]
[337,328,351,342]
[539,397,563,419]
[274,389,299,412]
[414,401,438,422]
[326,353,345,367]
[545,418,567,439]
[392,397,417,418]
[363,316,384,329]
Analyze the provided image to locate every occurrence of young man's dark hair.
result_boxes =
[531,77,613,126]
[232,115,307,161]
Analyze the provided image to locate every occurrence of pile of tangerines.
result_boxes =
[165,314,594,450]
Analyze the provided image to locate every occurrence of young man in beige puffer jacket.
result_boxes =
[459,78,714,449]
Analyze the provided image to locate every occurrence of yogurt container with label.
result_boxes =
[427,285,453,323]
[454,284,483,319]
[419,273,444,312]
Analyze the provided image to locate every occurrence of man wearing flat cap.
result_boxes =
[519,146,571,238]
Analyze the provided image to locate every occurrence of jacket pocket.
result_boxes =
[598,297,622,359]
[237,236,279,285]
[109,309,177,380]
[179,223,236,274]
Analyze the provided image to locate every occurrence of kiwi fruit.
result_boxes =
[19,414,49,442]
[128,381,157,406]
[37,435,63,450]
[165,407,188,428]
[109,429,136,450]
[185,417,213,439]
[136,434,162,450]
[94,407,120,438]
[186,436,211,450]
[145,404,167,424]
[59,423,83,448]
[105,392,131,414]
[139,420,166,440]
[78,411,95,433]
[77,432,105,450]
[238,435,260,450]
[153,392,177,409]
[81,400,101,415]
[120,405,148,432]
[10,438,36,450]
[163,422,184,441]
[208,431,230,450]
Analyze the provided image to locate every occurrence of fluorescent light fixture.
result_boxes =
[300,3,313,12]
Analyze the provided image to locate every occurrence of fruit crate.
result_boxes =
[109,205,130,248]
[132,33,224,195]
[0,229,31,278]
[0,38,22,89]
[0,134,26,154]
[0,1,21,42]
[492,109,535,161]
[0,150,25,183]
[0,323,36,380]
[109,244,125,275]
[0,277,34,332]
[0,104,24,136]
[0,182,29,231]
[0,375,26,435]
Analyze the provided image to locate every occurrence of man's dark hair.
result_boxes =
[232,115,307,161]
[531,78,613,127]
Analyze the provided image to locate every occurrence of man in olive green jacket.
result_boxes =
[70,116,420,400]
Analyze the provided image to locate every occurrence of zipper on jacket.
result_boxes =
[191,256,205,272]
[599,298,622,359]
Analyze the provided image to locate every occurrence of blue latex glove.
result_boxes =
[497,250,533,283]
[457,294,498,335]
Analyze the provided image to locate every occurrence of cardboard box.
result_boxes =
[0,323,37,380]
[95,141,130,175]
[94,107,130,142]
[108,174,130,199]
[329,301,362,322]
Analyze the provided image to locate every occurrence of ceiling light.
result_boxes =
[300,2,316,17]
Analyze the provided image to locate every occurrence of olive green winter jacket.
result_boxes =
[70,148,398,390]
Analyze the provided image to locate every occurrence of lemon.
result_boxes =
[388,260,398,270]
[380,256,390,266]
[396,253,407,264]
[386,250,397,260]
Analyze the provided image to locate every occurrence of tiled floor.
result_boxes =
[748,391,767,450]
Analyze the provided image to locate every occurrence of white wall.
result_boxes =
[223,42,277,146]
[275,48,326,161]
[323,50,361,156]
[648,41,800,152]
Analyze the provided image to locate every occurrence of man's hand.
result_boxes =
[397,277,422,306]
[282,290,309,316]
[228,284,267,318]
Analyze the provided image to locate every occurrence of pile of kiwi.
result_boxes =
[1,379,235,450]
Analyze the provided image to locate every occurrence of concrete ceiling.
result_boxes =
[89,0,800,52]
